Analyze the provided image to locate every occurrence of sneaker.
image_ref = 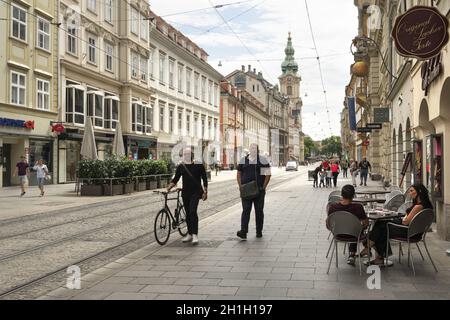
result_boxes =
[347,256,355,266]
[236,230,247,240]
[182,234,193,242]
[20,192,25,197]
[192,234,199,245]
[256,232,263,238]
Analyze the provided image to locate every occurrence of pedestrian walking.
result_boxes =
[236,143,271,240]
[358,157,372,186]
[319,169,326,188]
[33,159,49,197]
[312,165,321,188]
[349,159,359,187]
[341,160,349,178]
[13,156,30,196]
[167,148,208,245]
[331,161,340,187]
[326,167,332,188]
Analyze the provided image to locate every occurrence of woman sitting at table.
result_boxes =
[360,183,433,265]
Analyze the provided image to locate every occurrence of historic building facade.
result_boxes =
[0,0,58,187]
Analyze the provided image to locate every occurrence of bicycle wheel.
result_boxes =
[177,205,188,237]
[154,209,171,245]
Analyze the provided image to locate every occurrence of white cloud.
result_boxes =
[150,0,358,141]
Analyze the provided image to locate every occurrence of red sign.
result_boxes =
[392,6,449,60]
[362,140,370,146]
[51,123,65,133]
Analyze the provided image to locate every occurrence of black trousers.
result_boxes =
[369,219,422,258]
[342,168,348,178]
[241,190,266,233]
[182,194,201,235]
[332,172,339,187]
[313,175,318,187]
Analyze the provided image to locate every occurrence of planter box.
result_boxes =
[158,177,170,188]
[104,184,124,196]
[124,182,134,194]
[136,181,147,192]
[80,184,103,196]
[147,179,158,190]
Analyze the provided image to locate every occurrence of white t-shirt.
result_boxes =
[33,164,48,178]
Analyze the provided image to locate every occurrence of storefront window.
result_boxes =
[431,135,443,199]
[66,140,81,182]
[413,140,422,184]
[29,139,53,172]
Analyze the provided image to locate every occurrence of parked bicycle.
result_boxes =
[153,188,188,245]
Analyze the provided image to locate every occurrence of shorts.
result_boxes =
[19,176,28,184]
[37,177,45,187]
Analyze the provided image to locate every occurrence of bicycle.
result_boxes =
[153,188,188,245]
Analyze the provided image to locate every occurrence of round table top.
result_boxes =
[353,197,386,203]
[355,190,391,195]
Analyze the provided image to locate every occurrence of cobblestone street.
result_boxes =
[39,172,450,300]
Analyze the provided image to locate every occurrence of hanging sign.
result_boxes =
[366,123,382,129]
[392,6,449,60]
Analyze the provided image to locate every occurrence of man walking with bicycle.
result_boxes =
[167,148,208,245]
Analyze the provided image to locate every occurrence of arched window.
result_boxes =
[287,86,292,95]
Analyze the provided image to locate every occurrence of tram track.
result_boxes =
[0,170,306,299]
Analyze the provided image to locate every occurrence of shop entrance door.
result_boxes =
[2,144,12,187]
[138,148,149,160]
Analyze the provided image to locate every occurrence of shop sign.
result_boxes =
[392,6,449,60]
[421,53,443,95]
[366,123,382,129]
[0,117,35,130]
[357,127,372,133]
[373,108,390,123]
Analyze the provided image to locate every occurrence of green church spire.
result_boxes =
[281,32,299,75]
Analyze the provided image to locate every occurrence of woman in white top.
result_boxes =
[33,159,49,196]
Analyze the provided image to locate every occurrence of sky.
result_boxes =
[149,0,358,141]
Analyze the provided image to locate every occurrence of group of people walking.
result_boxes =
[312,160,341,189]
[349,157,372,187]
[167,143,271,245]
[13,156,50,197]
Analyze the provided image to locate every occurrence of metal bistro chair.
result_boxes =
[328,191,341,200]
[383,194,405,211]
[397,201,413,215]
[327,211,365,275]
[325,196,342,242]
[386,208,438,276]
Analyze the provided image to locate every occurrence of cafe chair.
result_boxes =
[328,195,342,203]
[328,191,341,200]
[327,211,366,275]
[397,201,413,214]
[383,194,405,211]
[386,208,438,276]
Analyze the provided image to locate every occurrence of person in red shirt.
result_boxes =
[327,185,368,265]
[331,161,340,188]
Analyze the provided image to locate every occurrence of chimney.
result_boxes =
[258,72,262,78]
[253,68,256,74]
[241,65,245,71]
[248,65,251,72]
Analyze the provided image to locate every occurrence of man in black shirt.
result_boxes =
[358,157,372,186]
[167,148,208,245]
[236,143,271,240]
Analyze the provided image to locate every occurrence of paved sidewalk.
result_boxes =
[39,174,450,300]
[0,167,289,221]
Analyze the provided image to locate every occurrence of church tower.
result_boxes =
[279,32,304,162]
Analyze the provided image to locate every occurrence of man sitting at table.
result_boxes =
[361,183,433,265]
[327,184,369,266]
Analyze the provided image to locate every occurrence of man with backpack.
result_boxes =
[358,157,372,186]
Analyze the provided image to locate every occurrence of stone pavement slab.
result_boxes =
[41,173,450,300]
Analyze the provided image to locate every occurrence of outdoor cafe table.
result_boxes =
[353,197,386,208]
[364,210,406,267]
[355,190,391,198]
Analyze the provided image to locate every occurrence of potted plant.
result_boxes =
[155,160,170,188]
[103,157,124,195]
[119,158,135,194]
[135,160,148,192]
[145,160,158,190]
[79,159,105,196]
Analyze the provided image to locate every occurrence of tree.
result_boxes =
[304,136,318,158]
[320,136,342,158]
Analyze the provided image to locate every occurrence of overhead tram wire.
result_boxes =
[55,0,257,24]
[0,0,246,100]
[304,0,333,138]
[208,0,276,84]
